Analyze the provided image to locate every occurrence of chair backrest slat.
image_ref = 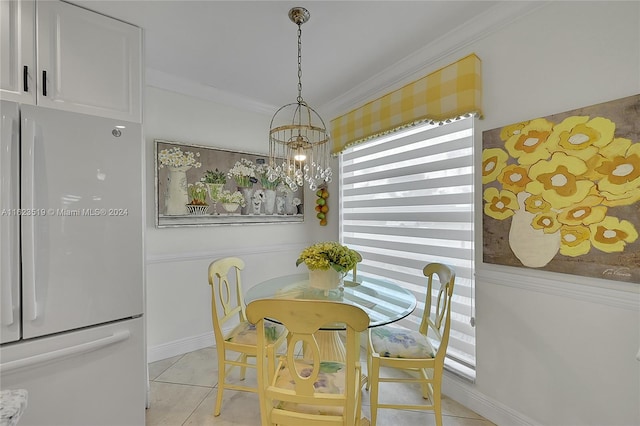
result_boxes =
[420,263,455,357]
[208,257,247,339]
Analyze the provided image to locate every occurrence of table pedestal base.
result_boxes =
[303,331,346,363]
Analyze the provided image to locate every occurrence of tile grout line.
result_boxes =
[152,379,216,389]
[182,387,216,426]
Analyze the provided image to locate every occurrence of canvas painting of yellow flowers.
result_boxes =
[482,94,639,283]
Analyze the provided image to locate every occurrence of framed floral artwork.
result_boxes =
[482,94,639,283]
[154,140,304,227]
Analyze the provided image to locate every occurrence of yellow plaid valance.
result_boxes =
[331,53,482,154]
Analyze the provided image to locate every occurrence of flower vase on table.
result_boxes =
[308,268,342,293]
[296,242,361,296]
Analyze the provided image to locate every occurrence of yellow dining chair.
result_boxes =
[246,298,370,426]
[207,257,287,416]
[366,263,456,426]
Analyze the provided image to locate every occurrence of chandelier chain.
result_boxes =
[297,24,303,104]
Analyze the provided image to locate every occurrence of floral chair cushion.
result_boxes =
[225,320,285,345]
[273,360,346,416]
[370,325,436,359]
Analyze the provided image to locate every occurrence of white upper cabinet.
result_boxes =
[1,0,142,122]
[36,1,141,122]
[1,0,36,104]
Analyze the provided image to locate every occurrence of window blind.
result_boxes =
[340,116,476,380]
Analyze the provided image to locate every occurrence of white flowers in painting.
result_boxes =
[227,158,256,187]
[255,163,281,189]
[187,181,208,204]
[158,147,202,169]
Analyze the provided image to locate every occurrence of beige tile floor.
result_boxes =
[146,346,495,426]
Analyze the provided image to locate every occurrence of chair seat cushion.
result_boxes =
[225,320,285,345]
[273,360,347,416]
[370,326,436,359]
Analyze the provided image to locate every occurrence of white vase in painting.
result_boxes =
[206,183,224,215]
[238,187,253,215]
[508,192,560,267]
[283,190,296,215]
[251,192,262,215]
[164,165,191,215]
[222,203,239,214]
[276,196,285,215]
[264,189,277,215]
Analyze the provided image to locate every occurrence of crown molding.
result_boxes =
[322,1,549,119]
[145,68,276,116]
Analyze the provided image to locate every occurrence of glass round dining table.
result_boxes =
[245,273,417,361]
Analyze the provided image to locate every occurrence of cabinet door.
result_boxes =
[36,1,141,122]
[0,0,36,104]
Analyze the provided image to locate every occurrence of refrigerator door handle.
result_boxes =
[23,65,29,92]
[0,330,131,373]
[0,109,17,326]
[21,117,38,321]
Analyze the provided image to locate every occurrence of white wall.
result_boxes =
[142,2,640,425]
[143,87,338,359]
[451,2,639,425]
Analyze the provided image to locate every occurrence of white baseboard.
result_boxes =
[442,373,539,426]
[147,331,215,363]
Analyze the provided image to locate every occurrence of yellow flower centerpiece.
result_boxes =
[296,242,361,291]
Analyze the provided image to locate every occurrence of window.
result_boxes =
[340,117,476,380]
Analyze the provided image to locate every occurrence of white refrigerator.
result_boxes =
[0,100,145,425]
